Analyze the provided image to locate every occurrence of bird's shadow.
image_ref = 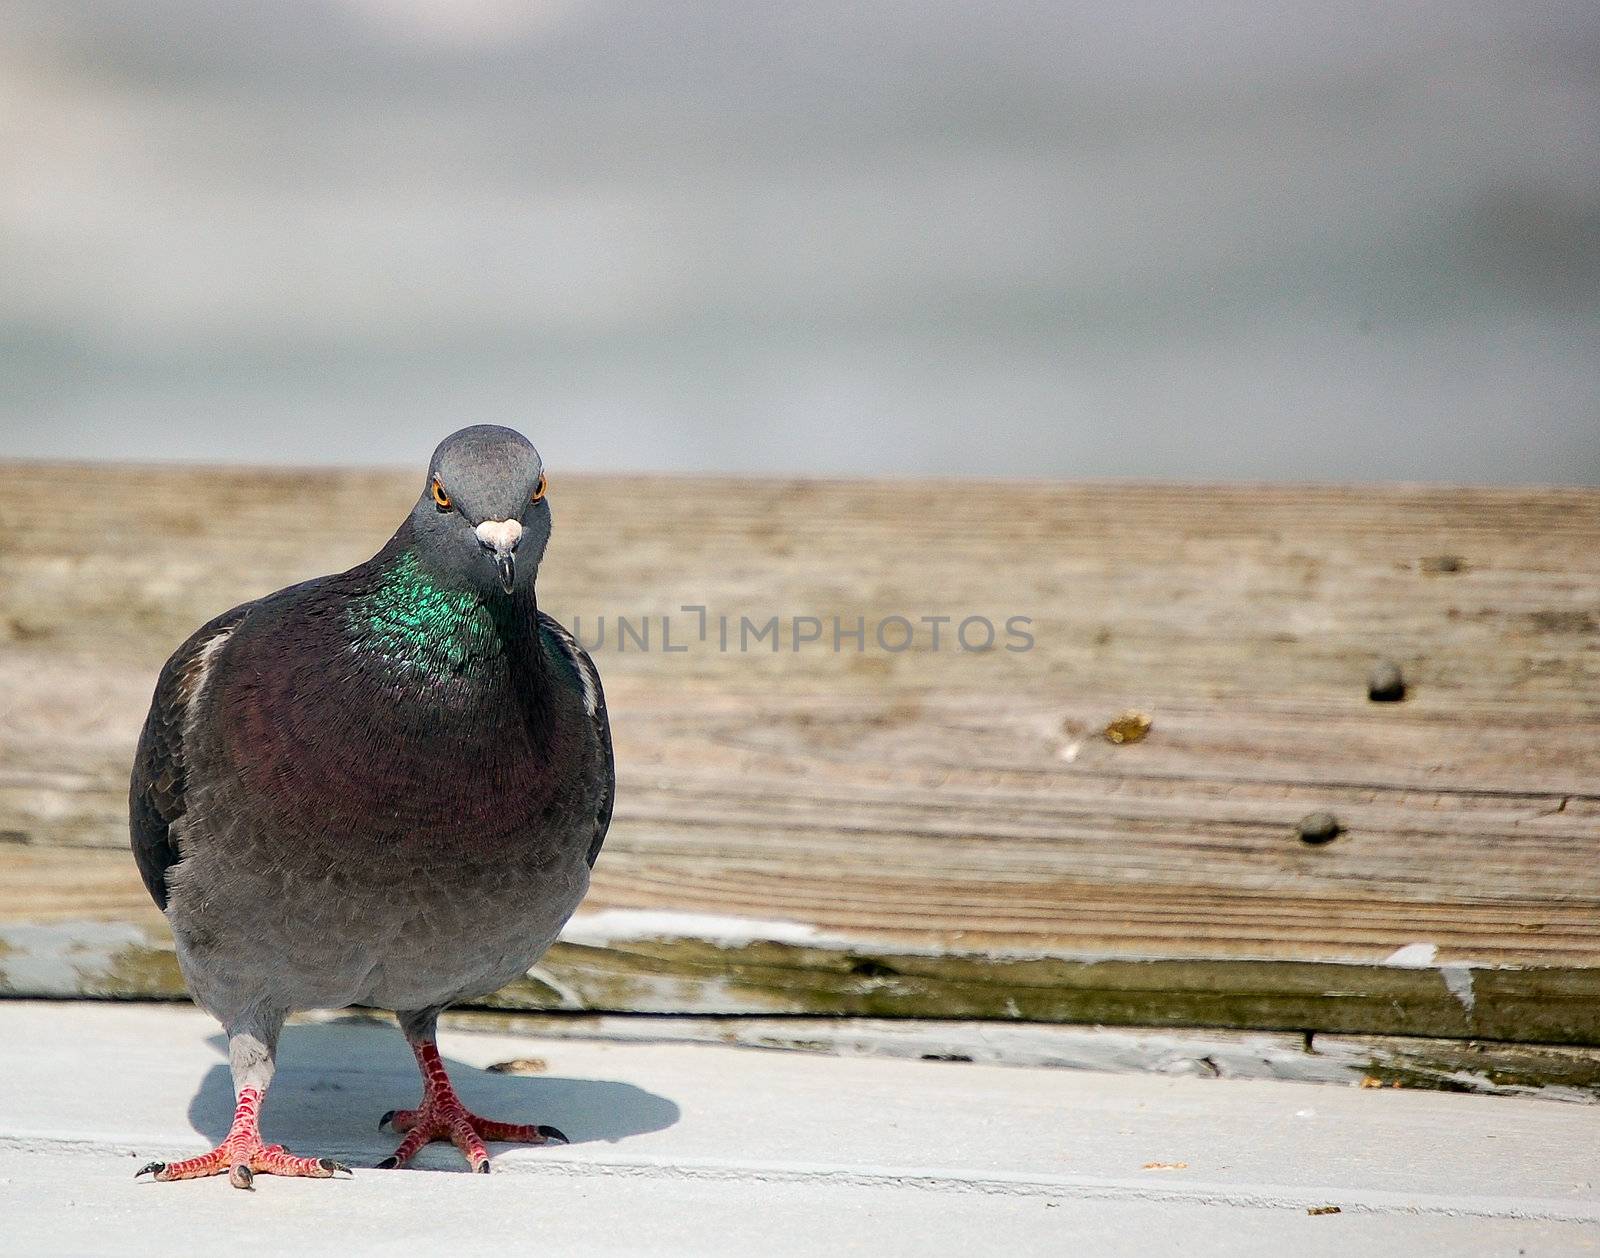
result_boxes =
[189,1016,679,1169]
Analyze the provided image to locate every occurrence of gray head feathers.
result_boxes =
[409,425,551,597]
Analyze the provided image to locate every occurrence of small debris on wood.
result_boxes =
[1306,1205,1343,1216]
[1419,554,1465,574]
[1367,659,1406,702]
[1141,1161,1188,1170]
[1297,811,1342,845]
[486,1057,549,1075]
[1528,609,1599,634]
[1103,711,1152,744]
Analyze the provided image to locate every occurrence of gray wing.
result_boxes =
[128,604,253,910]
[538,613,614,869]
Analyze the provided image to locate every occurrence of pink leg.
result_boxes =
[378,1041,567,1173]
[136,1087,350,1190]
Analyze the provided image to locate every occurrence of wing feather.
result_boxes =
[537,613,614,868]
[127,604,252,910]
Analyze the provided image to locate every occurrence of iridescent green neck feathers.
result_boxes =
[349,549,521,677]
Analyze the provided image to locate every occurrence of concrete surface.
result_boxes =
[1,1002,1596,1256]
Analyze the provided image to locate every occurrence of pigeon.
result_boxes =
[129,425,613,1187]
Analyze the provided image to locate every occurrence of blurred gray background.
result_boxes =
[1,1,1596,482]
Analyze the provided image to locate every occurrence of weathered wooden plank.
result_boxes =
[1,464,1597,1041]
[418,1010,1600,1103]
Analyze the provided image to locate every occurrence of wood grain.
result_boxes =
[1,464,1597,1042]
[423,1010,1600,1103]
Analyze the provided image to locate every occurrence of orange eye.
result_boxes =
[531,472,548,504]
[431,478,452,511]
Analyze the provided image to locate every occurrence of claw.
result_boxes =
[382,1039,569,1173]
[139,1081,344,1186]
[320,1158,352,1177]
[135,1162,165,1179]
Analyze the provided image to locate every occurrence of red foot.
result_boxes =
[135,1087,349,1189]
[377,1041,568,1172]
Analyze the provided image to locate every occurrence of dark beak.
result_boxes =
[473,519,524,595]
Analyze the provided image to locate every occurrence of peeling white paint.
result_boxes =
[1381,944,1476,1016]
[559,916,1521,981]
[0,922,154,995]
[524,964,586,1010]
[562,910,822,950]
[560,911,1111,962]
[1440,964,1477,1014]
[436,1010,1599,1102]
[1383,942,1438,968]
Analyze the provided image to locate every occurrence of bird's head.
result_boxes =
[408,425,551,598]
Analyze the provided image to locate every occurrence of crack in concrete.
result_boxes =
[7,1134,1596,1225]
